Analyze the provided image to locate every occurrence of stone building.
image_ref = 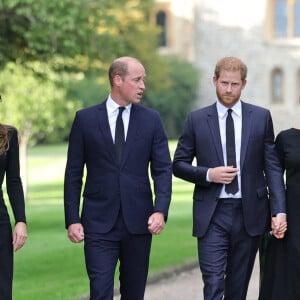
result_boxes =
[154,0,300,133]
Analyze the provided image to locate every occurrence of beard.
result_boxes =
[216,89,241,107]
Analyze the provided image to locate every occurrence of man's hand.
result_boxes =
[272,213,287,239]
[68,223,84,243]
[148,212,165,235]
[208,166,238,184]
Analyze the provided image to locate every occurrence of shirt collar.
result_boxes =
[106,94,132,114]
[216,100,242,119]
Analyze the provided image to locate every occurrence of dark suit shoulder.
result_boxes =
[76,101,105,115]
[131,105,163,125]
[276,128,298,139]
[188,103,216,118]
[77,102,159,117]
[132,104,160,115]
[241,101,270,114]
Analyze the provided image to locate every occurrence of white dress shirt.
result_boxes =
[207,100,242,198]
[218,100,242,198]
[106,94,131,142]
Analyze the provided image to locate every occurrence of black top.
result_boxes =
[276,128,300,190]
[259,128,300,300]
[0,126,26,225]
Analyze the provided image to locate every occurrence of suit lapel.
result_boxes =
[121,104,139,165]
[207,104,224,165]
[97,102,113,143]
[240,102,253,170]
[96,101,119,162]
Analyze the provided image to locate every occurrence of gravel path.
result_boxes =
[113,255,260,300]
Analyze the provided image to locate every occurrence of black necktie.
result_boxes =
[115,107,125,161]
[225,109,238,194]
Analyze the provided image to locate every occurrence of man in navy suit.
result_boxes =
[64,56,172,300]
[173,57,287,300]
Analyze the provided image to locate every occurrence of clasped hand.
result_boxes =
[271,214,287,239]
[148,212,165,235]
[208,166,239,184]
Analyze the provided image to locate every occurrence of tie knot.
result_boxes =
[118,107,125,114]
[227,108,233,115]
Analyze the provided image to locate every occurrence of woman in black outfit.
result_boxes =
[259,128,300,300]
[0,123,27,300]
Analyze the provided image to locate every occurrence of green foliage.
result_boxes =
[0,0,161,72]
[0,0,172,144]
[0,62,81,145]
[0,0,101,65]
[0,0,200,146]
[66,71,110,108]
[145,57,200,138]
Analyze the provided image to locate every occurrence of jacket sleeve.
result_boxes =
[173,112,210,186]
[6,127,26,223]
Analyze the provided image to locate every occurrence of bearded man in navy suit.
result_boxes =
[64,56,172,300]
[173,57,287,300]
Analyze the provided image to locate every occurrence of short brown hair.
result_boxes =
[214,57,248,81]
[108,57,142,87]
[108,59,128,87]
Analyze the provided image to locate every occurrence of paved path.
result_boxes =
[113,255,260,300]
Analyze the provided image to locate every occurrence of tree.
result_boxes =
[144,57,199,138]
[0,62,81,196]
[0,0,106,66]
[0,0,167,84]
[0,0,168,133]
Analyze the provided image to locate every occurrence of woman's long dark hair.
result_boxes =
[0,124,9,155]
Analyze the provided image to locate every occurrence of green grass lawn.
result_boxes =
[10,143,197,300]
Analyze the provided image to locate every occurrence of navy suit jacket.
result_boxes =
[173,101,286,238]
[64,100,172,234]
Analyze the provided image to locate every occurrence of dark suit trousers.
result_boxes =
[197,198,260,300]
[0,224,13,300]
[84,212,152,300]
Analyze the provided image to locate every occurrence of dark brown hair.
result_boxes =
[0,124,9,155]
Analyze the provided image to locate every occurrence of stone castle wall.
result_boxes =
[155,0,300,134]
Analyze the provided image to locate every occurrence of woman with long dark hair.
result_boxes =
[0,98,27,299]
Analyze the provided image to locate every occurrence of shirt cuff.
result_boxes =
[206,168,211,182]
